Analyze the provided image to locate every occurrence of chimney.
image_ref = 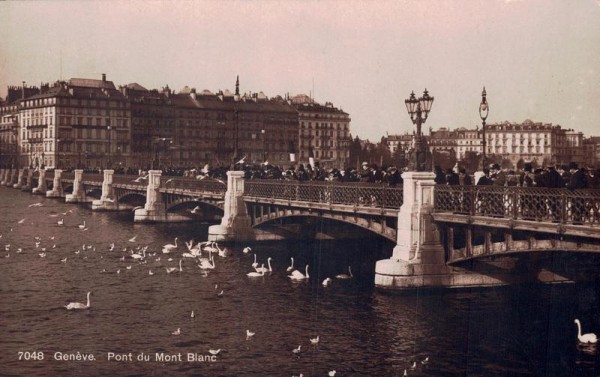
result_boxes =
[102,73,106,82]
[22,81,25,99]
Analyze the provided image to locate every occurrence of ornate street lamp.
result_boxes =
[404,89,434,171]
[261,129,266,162]
[479,87,489,170]
[56,138,61,169]
[107,125,112,169]
[231,76,241,170]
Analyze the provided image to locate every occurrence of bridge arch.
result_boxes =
[251,210,397,242]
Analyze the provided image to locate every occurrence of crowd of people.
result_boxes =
[435,162,600,189]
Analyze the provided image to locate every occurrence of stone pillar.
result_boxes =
[46,169,64,198]
[92,169,118,210]
[7,168,18,187]
[65,169,87,203]
[32,168,48,195]
[134,170,167,222]
[13,168,26,189]
[375,171,448,289]
[208,170,254,242]
[21,168,34,191]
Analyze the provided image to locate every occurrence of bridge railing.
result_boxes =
[160,177,227,194]
[434,185,600,226]
[244,180,403,209]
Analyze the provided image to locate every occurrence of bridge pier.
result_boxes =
[134,170,167,222]
[46,169,64,198]
[21,168,34,192]
[92,170,119,210]
[375,172,449,289]
[32,168,47,195]
[0,169,7,185]
[7,168,18,187]
[208,171,255,242]
[13,168,26,189]
[65,170,87,203]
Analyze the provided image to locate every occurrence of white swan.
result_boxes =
[149,269,154,275]
[199,256,216,270]
[286,257,294,272]
[251,254,258,269]
[131,249,146,260]
[292,345,301,354]
[246,330,255,338]
[247,265,265,277]
[65,292,91,310]
[575,319,598,343]
[172,327,181,335]
[310,335,320,345]
[128,235,137,243]
[163,237,178,253]
[243,246,252,254]
[78,220,86,229]
[322,278,332,287]
[336,266,353,279]
[166,259,183,274]
[255,257,272,273]
[58,218,64,226]
[289,265,309,280]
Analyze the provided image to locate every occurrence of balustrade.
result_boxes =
[434,185,600,226]
[244,181,403,209]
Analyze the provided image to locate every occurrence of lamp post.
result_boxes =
[231,88,240,170]
[261,129,266,162]
[479,87,489,171]
[404,89,434,172]
[107,125,112,169]
[56,139,61,169]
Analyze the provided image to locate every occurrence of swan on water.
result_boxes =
[289,265,309,280]
[310,336,320,345]
[410,361,417,370]
[61,257,67,263]
[246,330,255,338]
[254,257,272,273]
[126,265,132,270]
[336,266,353,279]
[128,235,138,243]
[247,265,265,277]
[575,319,598,343]
[198,256,215,270]
[149,269,154,275]
[78,220,86,229]
[172,328,181,335]
[286,257,294,272]
[421,357,429,365]
[328,371,336,377]
[292,345,301,354]
[58,219,64,226]
[166,260,183,274]
[109,242,115,251]
[243,246,252,254]
[251,254,258,269]
[163,237,178,253]
[322,278,332,287]
[217,290,224,298]
[65,292,91,310]
[191,310,195,318]
[131,249,146,260]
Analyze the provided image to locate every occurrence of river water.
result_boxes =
[1,186,600,376]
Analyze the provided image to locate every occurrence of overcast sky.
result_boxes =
[1,0,599,140]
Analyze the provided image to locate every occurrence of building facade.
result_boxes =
[292,94,351,169]
[17,74,131,169]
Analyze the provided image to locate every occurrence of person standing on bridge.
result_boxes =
[567,163,589,224]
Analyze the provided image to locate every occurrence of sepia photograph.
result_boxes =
[1,0,600,375]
